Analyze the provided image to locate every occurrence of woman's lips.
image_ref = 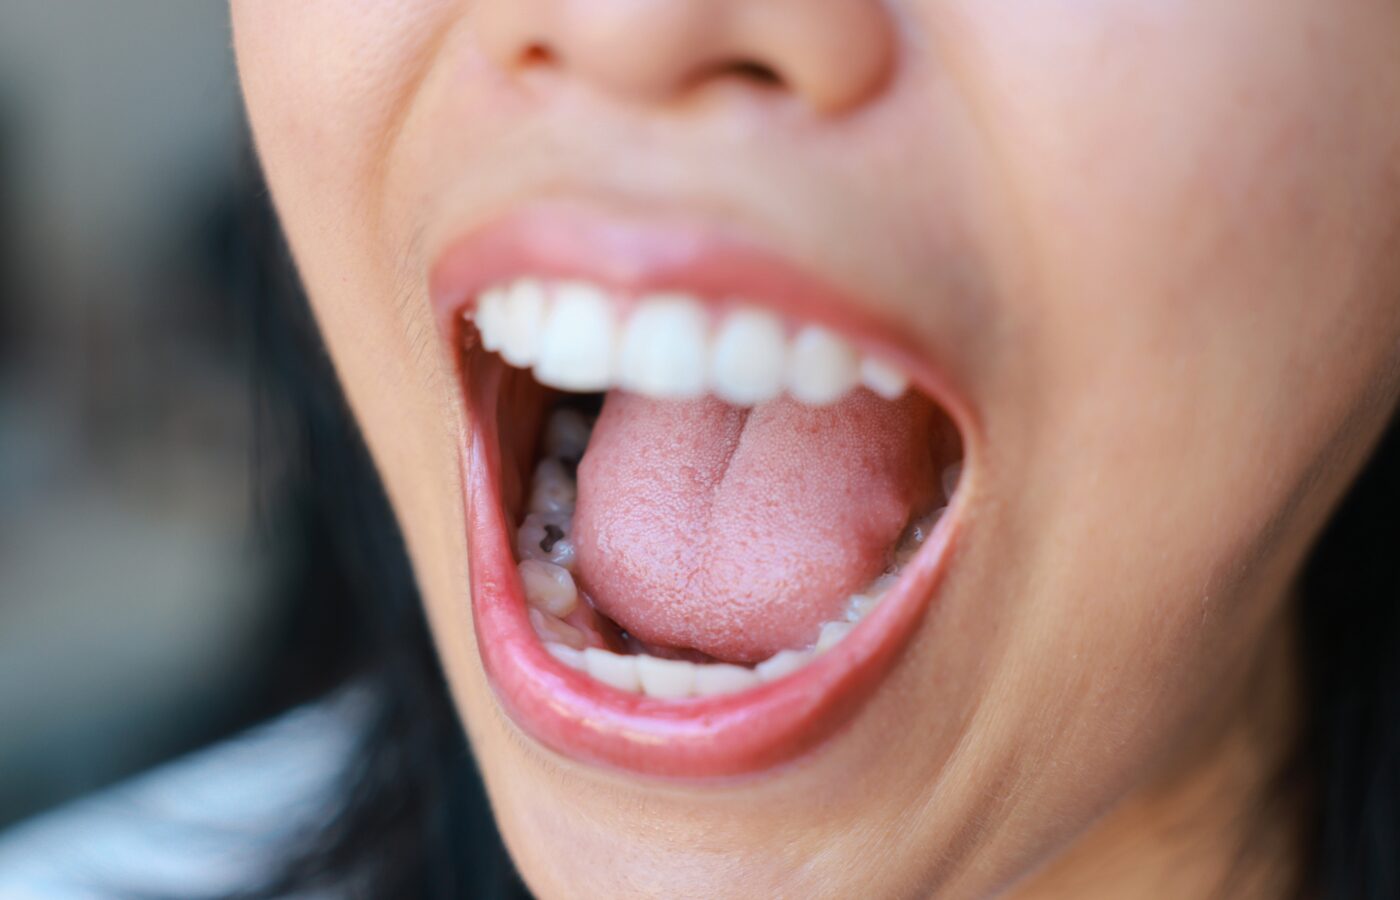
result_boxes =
[432,205,971,778]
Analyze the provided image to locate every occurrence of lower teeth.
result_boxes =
[516,406,954,699]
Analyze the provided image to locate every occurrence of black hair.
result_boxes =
[1296,410,1400,898]
[235,176,1400,898]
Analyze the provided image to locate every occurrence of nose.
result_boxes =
[473,0,895,113]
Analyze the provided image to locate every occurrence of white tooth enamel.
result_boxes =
[637,655,697,699]
[918,506,946,540]
[474,287,509,352]
[543,408,593,460]
[529,458,577,515]
[787,325,859,406]
[942,462,963,502]
[546,642,587,670]
[871,573,900,597]
[693,663,761,696]
[518,559,579,617]
[529,608,586,650]
[709,308,787,406]
[860,356,909,400]
[617,294,709,398]
[498,280,549,367]
[895,506,945,566]
[845,593,879,623]
[584,648,641,692]
[756,648,812,683]
[535,282,617,391]
[816,620,854,653]
[518,512,576,569]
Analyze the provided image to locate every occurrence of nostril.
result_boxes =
[722,59,784,88]
[519,42,557,70]
[687,57,788,95]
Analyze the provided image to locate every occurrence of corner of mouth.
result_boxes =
[431,205,976,779]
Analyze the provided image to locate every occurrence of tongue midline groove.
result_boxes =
[511,400,963,701]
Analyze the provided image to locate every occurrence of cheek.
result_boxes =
[928,0,1400,853]
[953,0,1400,538]
[233,1,476,631]
[233,1,452,228]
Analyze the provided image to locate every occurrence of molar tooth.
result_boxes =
[473,287,509,352]
[709,308,787,406]
[787,325,859,406]
[529,608,586,650]
[871,573,900,596]
[845,594,878,622]
[896,506,946,565]
[535,282,617,391]
[637,655,698,699]
[518,512,576,569]
[755,648,813,683]
[498,280,548,367]
[816,620,854,653]
[942,462,963,502]
[543,408,593,460]
[517,559,579,617]
[530,458,577,515]
[693,663,761,696]
[546,642,586,670]
[584,648,641,692]
[617,294,709,399]
[860,356,909,400]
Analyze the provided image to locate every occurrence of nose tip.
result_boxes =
[474,0,895,113]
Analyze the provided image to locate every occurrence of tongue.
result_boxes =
[573,390,939,664]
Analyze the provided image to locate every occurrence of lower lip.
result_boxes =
[461,349,962,779]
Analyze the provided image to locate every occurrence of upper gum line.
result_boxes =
[468,276,911,407]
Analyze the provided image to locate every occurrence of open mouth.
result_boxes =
[431,206,970,778]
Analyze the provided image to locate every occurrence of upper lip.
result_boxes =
[431,200,974,778]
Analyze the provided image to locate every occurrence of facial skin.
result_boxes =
[232,2,1400,896]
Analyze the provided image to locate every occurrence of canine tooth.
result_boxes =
[710,308,787,406]
[498,280,549,367]
[816,620,854,652]
[787,325,859,406]
[529,608,586,650]
[543,408,593,460]
[535,282,617,391]
[530,458,577,515]
[617,295,709,399]
[584,648,641,692]
[518,512,576,569]
[546,642,587,670]
[756,648,812,682]
[518,559,579,617]
[474,287,509,352]
[694,663,761,696]
[637,655,697,699]
[942,462,963,502]
[860,356,909,399]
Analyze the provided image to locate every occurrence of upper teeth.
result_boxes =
[472,279,909,406]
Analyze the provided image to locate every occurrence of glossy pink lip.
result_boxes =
[431,205,970,779]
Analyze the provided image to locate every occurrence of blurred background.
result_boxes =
[0,1,342,829]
